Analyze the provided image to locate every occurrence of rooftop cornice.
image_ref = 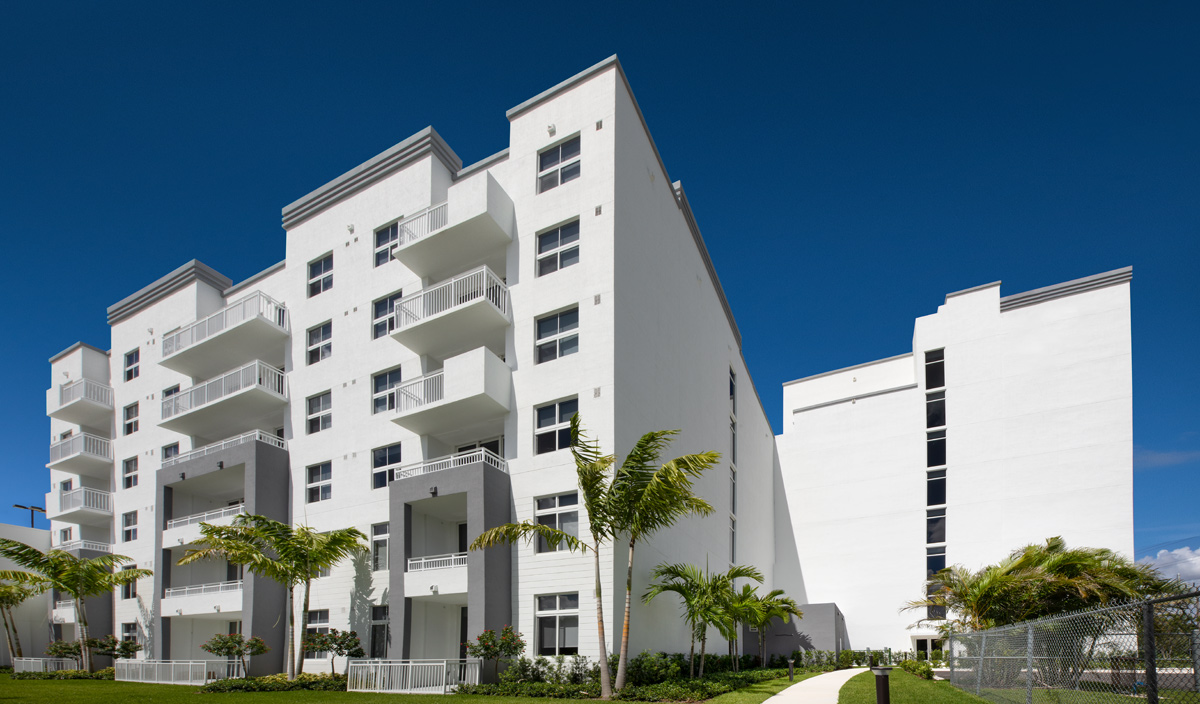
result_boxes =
[281,126,463,230]
[782,352,914,387]
[107,260,232,325]
[1000,266,1132,312]
[49,341,110,364]
[506,55,621,120]
[945,280,1001,301]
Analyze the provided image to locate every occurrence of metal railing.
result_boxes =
[394,266,509,329]
[14,658,77,673]
[162,429,286,468]
[166,503,246,530]
[407,552,468,572]
[58,487,112,514]
[48,433,111,464]
[394,201,449,247]
[161,360,286,420]
[56,540,111,553]
[116,659,245,685]
[386,370,444,414]
[947,590,1200,703]
[163,579,243,598]
[392,447,507,481]
[57,378,113,409]
[162,291,289,358]
[347,659,480,693]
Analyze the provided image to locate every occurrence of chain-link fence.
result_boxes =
[947,590,1200,704]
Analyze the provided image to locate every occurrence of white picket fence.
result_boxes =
[346,659,481,694]
[114,659,244,685]
[13,658,77,673]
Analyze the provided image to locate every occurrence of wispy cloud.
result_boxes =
[1132,447,1200,471]
[1139,546,1200,585]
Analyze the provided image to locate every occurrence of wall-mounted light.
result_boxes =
[347,224,355,234]
[217,461,224,470]
[547,124,556,136]
[429,486,438,497]
[179,473,186,480]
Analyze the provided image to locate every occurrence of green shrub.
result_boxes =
[11,667,114,680]
[460,668,790,700]
[199,672,346,692]
[898,659,934,680]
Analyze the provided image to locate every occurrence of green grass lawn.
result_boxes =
[837,670,1196,704]
[0,673,814,704]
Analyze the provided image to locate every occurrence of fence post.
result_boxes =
[1142,601,1157,704]
[1191,629,1199,694]
[947,634,954,684]
[976,633,986,697]
[1026,625,1034,704]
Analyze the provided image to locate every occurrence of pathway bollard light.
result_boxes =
[870,666,892,704]
[788,658,794,681]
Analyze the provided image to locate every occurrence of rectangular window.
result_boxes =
[730,368,737,417]
[926,390,946,428]
[123,457,139,489]
[370,605,389,658]
[730,515,736,563]
[305,610,330,658]
[457,437,503,457]
[927,469,946,506]
[373,291,403,339]
[124,349,140,381]
[535,493,578,553]
[730,467,737,516]
[730,420,737,465]
[927,508,946,544]
[307,322,332,365]
[536,593,579,655]
[374,223,399,267]
[162,443,179,462]
[59,430,73,441]
[535,309,579,363]
[123,403,139,435]
[927,429,946,468]
[308,254,333,297]
[536,220,580,276]
[926,546,946,580]
[122,511,138,542]
[163,384,180,398]
[372,443,402,489]
[59,527,72,544]
[60,479,73,492]
[925,349,945,390]
[122,622,138,643]
[121,566,137,600]
[535,398,578,454]
[307,392,332,434]
[537,135,581,193]
[372,523,389,571]
[307,462,332,503]
[372,368,404,414]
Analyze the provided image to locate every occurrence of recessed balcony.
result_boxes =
[159,361,287,439]
[404,553,468,599]
[52,600,76,624]
[56,540,112,554]
[47,487,113,525]
[161,580,243,617]
[161,429,286,469]
[160,292,289,379]
[163,503,247,549]
[389,172,514,280]
[386,347,510,438]
[390,266,509,359]
[46,378,113,428]
[47,433,112,478]
[392,447,508,482]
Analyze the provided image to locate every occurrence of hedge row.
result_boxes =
[456,667,794,701]
[200,672,347,692]
[11,667,115,680]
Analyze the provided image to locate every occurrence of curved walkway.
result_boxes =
[767,668,869,704]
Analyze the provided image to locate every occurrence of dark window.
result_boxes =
[927,430,946,467]
[372,443,401,489]
[535,399,577,454]
[307,322,332,365]
[535,593,579,655]
[307,462,332,503]
[124,349,140,381]
[535,493,578,552]
[537,136,581,193]
[536,221,580,276]
[305,609,330,658]
[927,508,946,544]
[162,443,180,461]
[925,349,945,390]
[375,224,399,267]
[926,390,946,428]
[370,606,389,658]
[308,255,333,297]
[373,291,403,339]
[536,309,579,363]
[926,553,946,580]
[372,369,404,414]
[927,469,946,505]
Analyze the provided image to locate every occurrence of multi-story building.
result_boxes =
[37,55,1134,671]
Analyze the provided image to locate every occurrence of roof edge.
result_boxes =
[791,383,919,415]
[783,352,914,387]
[673,182,742,348]
[225,260,286,298]
[49,341,109,364]
[945,280,1002,302]
[106,260,232,326]
[506,55,621,120]
[1000,266,1132,312]
[457,148,509,180]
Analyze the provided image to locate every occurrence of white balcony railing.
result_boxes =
[55,599,75,611]
[164,579,242,598]
[58,378,113,408]
[348,659,480,694]
[48,433,111,464]
[14,658,78,673]
[394,266,509,329]
[407,552,467,572]
[161,360,286,420]
[59,487,112,514]
[162,430,286,468]
[385,371,444,414]
[394,201,449,248]
[116,659,244,685]
[162,292,288,358]
[391,448,507,482]
[56,540,112,553]
[167,503,246,530]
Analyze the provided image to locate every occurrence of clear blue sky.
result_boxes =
[2,2,1196,576]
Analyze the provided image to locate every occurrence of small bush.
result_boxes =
[199,672,347,692]
[463,668,790,701]
[898,659,934,680]
[11,667,114,680]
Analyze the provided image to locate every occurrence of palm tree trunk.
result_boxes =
[297,579,312,676]
[9,606,23,657]
[759,630,766,669]
[689,633,695,678]
[592,543,613,700]
[285,586,296,679]
[74,596,91,671]
[1,606,16,663]
[698,633,707,678]
[614,539,635,690]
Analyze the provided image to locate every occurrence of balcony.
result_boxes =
[389,172,515,279]
[47,433,112,478]
[160,361,287,439]
[404,553,468,599]
[160,292,289,379]
[46,378,113,428]
[162,430,286,469]
[164,503,246,549]
[161,579,243,617]
[387,348,510,438]
[51,600,75,624]
[47,487,113,525]
[392,447,507,482]
[390,266,509,359]
[56,540,112,554]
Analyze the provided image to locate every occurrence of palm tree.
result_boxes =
[722,584,762,671]
[0,540,150,671]
[746,589,802,668]
[643,562,762,678]
[178,514,366,678]
[471,415,616,699]
[608,431,718,690]
[0,581,37,660]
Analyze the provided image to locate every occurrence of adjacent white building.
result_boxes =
[35,55,1134,671]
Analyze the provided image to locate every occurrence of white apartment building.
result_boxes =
[38,55,1134,671]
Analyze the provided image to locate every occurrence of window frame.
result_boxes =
[927,429,947,468]
[534,492,578,553]
[925,349,946,390]
[534,398,578,454]
[122,510,138,542]
[307,392,332,434]
[305,609,331,658]
[121,566,138,600]
[927,468,947,507]
[163,384,180,399]
[372,290,403,339]
[369,605,390,658]
[374,222,400,267]
[162,443,179,462]
[372,523,389,571]
[307,253,333,298]
[536,135,581,194]
[306,461,332,504]
[307,321,332,365]
[535,593,580,656]
[535,220,580,277]
[124,349,140,381]
[121,622,139,643]
[372,368,404,414]
[372,442,402,489]
[927,507,946,545]
[535,308,579,364]
[123,402,139,435]
[123,457,139,489]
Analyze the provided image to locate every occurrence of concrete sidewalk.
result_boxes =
[766,668,869,704]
